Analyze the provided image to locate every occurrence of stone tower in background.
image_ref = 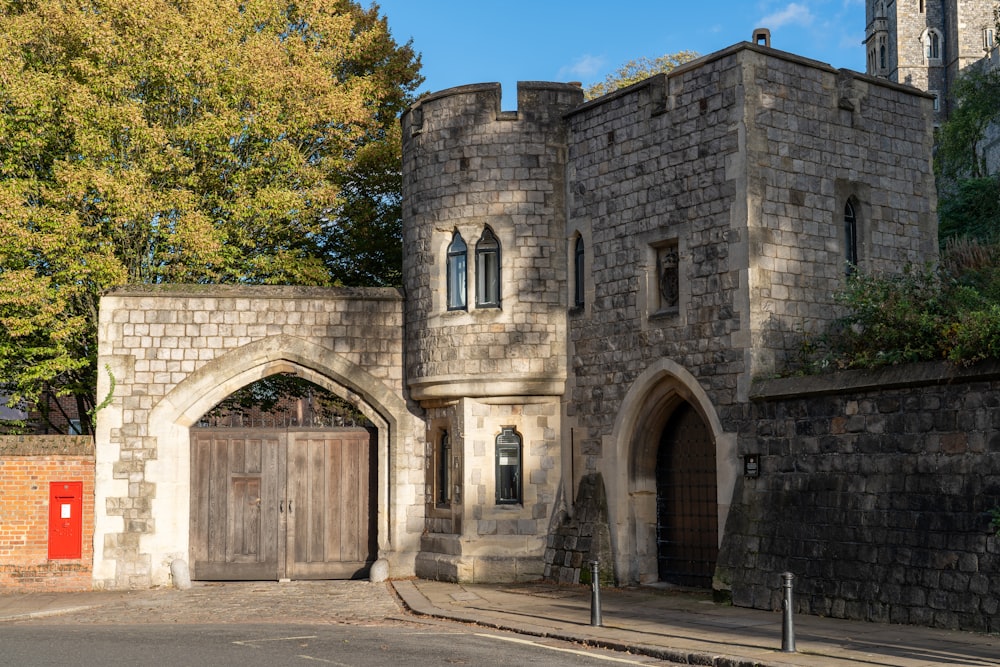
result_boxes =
[865,0,998,122]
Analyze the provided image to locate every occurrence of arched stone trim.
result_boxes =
[149,334,406,429]
[602,359,738,585]
[97,334,414,588]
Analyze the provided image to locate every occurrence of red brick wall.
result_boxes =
[0,437,95,590]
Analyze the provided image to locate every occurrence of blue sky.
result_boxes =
[374,1,867,106]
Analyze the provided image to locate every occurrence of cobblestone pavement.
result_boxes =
[7,581,411,626]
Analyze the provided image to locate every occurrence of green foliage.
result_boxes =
[938,177,1000,243]
[0,0,422,433]
[584,51,700,100]
[323,130,405,286]
[202,373,369,427]
[827,266,947,369]
[991,507,1000,537]
[935,65,1000,181]
[799,240,1000,372]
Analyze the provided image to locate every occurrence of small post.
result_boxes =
[589,560,603,627]
[781,572,796,653]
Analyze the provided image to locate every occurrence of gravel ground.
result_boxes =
[7,580,412,626]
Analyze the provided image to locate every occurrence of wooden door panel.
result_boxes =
[286,430,373,579]
[339,432,368,563]
[191,431,282,580]
[229,477,261,561]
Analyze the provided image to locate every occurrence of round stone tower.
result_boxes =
[401,81,583,402]
[400,81,583,582]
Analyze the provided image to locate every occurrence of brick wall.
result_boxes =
[720,361,1000,633]
[0,436,95,590]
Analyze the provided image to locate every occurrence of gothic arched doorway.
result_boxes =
[655,402,718,587]
[189,374,378,580]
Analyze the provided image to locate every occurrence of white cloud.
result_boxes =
[760,2,815,29]
[557,54,606,82]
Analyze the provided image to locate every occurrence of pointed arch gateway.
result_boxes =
[95,329,414,588]
[606,359,738,587]
[174,336,402,581]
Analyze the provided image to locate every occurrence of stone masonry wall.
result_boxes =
[401,82,583,403]
[544,473,613,586]
[564,44,935,468]
[892,0,946,95]
[401,82,577,583]
[416,397,561,583]
[564,51,747,463]
[745,50,937,375]
[720,361,1000,633]
[0,436,94,590]
[945,1,997,86]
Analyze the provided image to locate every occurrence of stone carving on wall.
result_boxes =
[658,246,679,310]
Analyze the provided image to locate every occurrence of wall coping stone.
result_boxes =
[751,359,1000,401]
[106,284,403,301]
[0,435,95,457]
[564,41,934,119]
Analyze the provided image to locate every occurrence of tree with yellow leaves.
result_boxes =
[0,0,421,433]
[584,51,700,100]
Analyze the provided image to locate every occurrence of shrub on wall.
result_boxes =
[799,239,1000,371]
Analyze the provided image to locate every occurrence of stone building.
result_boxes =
[865,0,998,122]
[91,40,942,619]
[400,41,936,585]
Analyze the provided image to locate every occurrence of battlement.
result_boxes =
[402,80,583,140]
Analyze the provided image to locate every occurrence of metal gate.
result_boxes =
[190,428,376,580]
[655,403,718,587]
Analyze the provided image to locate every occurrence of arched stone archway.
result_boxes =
[604,359,738,586]
[94,287,422,589]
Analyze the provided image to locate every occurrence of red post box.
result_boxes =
[48,481,83,560]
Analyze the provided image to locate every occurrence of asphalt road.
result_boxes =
[0,621,679,666]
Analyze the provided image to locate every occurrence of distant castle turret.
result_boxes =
[865,0,998,122]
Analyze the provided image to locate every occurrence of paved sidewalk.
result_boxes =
[1,579,997,666]
[393,580,1000,667]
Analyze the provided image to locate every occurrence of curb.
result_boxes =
[390,581,783,667]
[0,605,101,622]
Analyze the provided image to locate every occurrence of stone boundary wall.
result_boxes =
[719,361,1000,633]
[0,436,95,590]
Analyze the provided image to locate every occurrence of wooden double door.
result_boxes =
[190,428,376,580]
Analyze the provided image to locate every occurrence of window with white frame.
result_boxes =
[475,227,501,308]
[925,29,942,60]
[446,230,467,311]
[495,427,522,505]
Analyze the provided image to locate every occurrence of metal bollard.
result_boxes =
[589,560,603,627]
[781,572,796,652]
